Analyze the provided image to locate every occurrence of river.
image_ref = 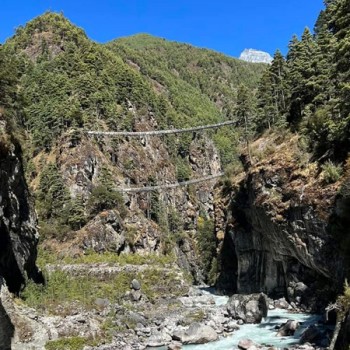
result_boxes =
[185,289,322,350]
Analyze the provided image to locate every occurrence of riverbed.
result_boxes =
[184,309,321,350]
[185,289,322,350]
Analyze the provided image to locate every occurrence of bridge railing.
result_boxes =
[86,120,236,137]
[115,173,224,193]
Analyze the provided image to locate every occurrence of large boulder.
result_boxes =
[277,319,300,337]
[146,331,172,347]
[238,339,258,350]
[300,325,330,347]
[226,293,268,323]
[173,323,218,344]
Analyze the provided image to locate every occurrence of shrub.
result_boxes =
[197,216,216,283]
[88,185,126,217]
[321,160,342,184]
[176,156,191,182]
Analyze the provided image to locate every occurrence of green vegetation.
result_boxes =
[109,34,265,128]
[21,270,131,313]
[45,336,99,350]
[256,0,350,161]
[21,262,187,314]
[0,11,266,244]
[321,160,343,184]
[108,34,265,164]
[36,247,175,268]
[197,216,217,285]
[328,282,350,350]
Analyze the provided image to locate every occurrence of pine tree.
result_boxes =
[235,84,255,162]
[0,46,19,109]
[327,0,350,147]
[286,28,319,126]
[256,50,288,131]
[269,50,288,124]
[256,70,275,130]
[67,194,87,230]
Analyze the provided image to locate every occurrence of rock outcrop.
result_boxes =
[39,112,221,282]
[216,135,344,310]
[0,117,42,348]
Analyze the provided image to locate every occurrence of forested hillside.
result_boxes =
[256,0,350,160]
[0,12,266,269]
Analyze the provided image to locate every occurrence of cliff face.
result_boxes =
[216,134,344,310]
[0,118,41,348]
[36,112,221,282]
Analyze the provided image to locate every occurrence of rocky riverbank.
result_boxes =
[15,271,331,350]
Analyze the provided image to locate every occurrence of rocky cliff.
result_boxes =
[36,111,221,282]
[0,116,41,349]
[215,133,345,311]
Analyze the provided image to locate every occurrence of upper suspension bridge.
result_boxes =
[86,120,236,137]
[87,119,236,192]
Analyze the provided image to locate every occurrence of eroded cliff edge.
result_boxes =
[215,133,347,311]
[0,117,41,348]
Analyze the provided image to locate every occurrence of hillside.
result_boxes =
[108,34,265,126]
[0,12,266,276]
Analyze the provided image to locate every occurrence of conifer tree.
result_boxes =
[235,84,254,162]
[286,28,318,125]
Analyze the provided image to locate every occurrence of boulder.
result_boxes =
[130,290,142,302]
[227,293,268,323]
[300,325,330,346]
[179,295,215,307]
[274,297,290,309]
[131,279,141,290]
[277,319,300,336]
[238,339,257,350]
[146,331,172,347]
[173,323,218,344]
[94,298,110,309]
[168,341,182,349]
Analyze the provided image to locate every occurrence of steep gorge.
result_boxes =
[215,134,346,311]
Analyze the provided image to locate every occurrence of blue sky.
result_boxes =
[1,0,324,57]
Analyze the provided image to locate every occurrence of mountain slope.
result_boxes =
[0,12,266,269]
[108,33,266,126]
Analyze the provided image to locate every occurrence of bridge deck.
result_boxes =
[115,173,224,193]
[87,120,236,137]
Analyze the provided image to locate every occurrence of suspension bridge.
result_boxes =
[86,120,236,137]
[87,119,235,193]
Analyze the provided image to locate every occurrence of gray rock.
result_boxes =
[94,298,110,309]
[225,320,240,332]
[277,319,300,337]
[179,295,215,307]
[131,290,142,302]
[173,323,218,344]
[168,341,182,350]
[131,279,141,290]
[238,339,257,350]
[147,331,172,347]
[274,298,290,310]
[300,325,329,346]
[227,293,268,323]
